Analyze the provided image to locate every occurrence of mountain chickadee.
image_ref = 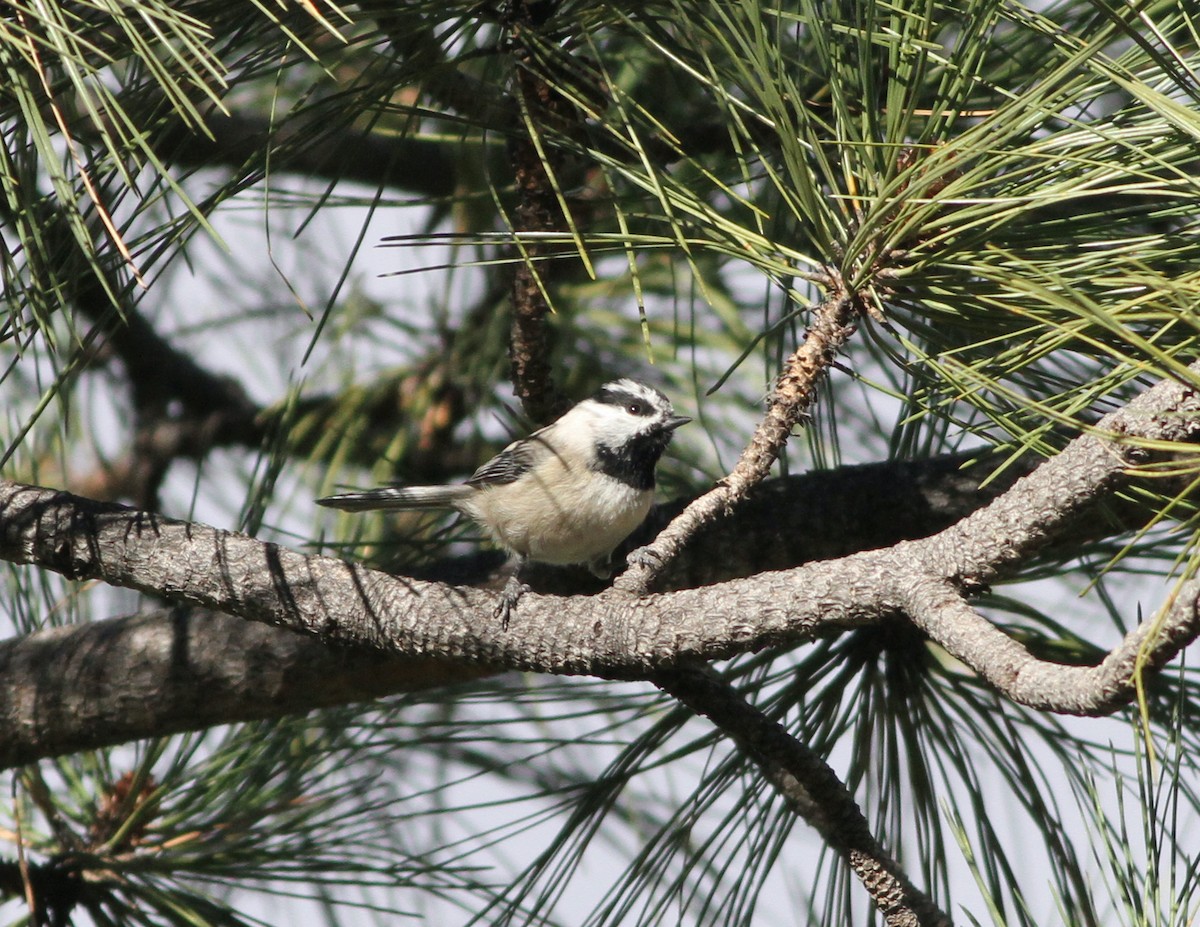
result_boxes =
[318,378,690,625]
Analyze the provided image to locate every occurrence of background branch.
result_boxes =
[655,664,953,927]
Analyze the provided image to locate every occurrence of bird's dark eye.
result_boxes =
[627,401,646,416]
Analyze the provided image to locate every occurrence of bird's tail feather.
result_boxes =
[317,485,471,512]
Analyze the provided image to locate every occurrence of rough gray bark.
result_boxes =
[0,608,485,769]
[0,451,1023,768]
[1,365,1198,769]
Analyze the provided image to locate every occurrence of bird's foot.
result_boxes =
[494,573,530,630]
[626,545,665,570]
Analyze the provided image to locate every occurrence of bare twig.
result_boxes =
[617,289,860,593]
[78,303,263,508]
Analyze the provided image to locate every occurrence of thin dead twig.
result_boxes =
[617,288,860,594]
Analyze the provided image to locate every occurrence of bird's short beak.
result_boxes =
[664,415,692,431]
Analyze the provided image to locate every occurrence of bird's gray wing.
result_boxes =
[465,432,546,487]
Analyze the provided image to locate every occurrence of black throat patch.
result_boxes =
[592,432,670,490]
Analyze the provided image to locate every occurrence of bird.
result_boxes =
[317,378,690,625]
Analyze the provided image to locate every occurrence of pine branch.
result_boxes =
[0,364,1197,771]
[154,108,461,196]
[618,288,861,593]
[0,442,1162,769]
[654,664,952,927]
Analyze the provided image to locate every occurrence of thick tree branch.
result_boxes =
[0,364,1198,767]
[0,481,884,678]
[0,608,485,769]
[655,664,952,927]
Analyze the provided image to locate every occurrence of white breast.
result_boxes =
[462,456,653,567]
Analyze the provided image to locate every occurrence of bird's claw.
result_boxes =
[494,574,530,630]
[626,546,665,570]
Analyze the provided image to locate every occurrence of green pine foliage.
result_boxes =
[3,1,1200,925]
